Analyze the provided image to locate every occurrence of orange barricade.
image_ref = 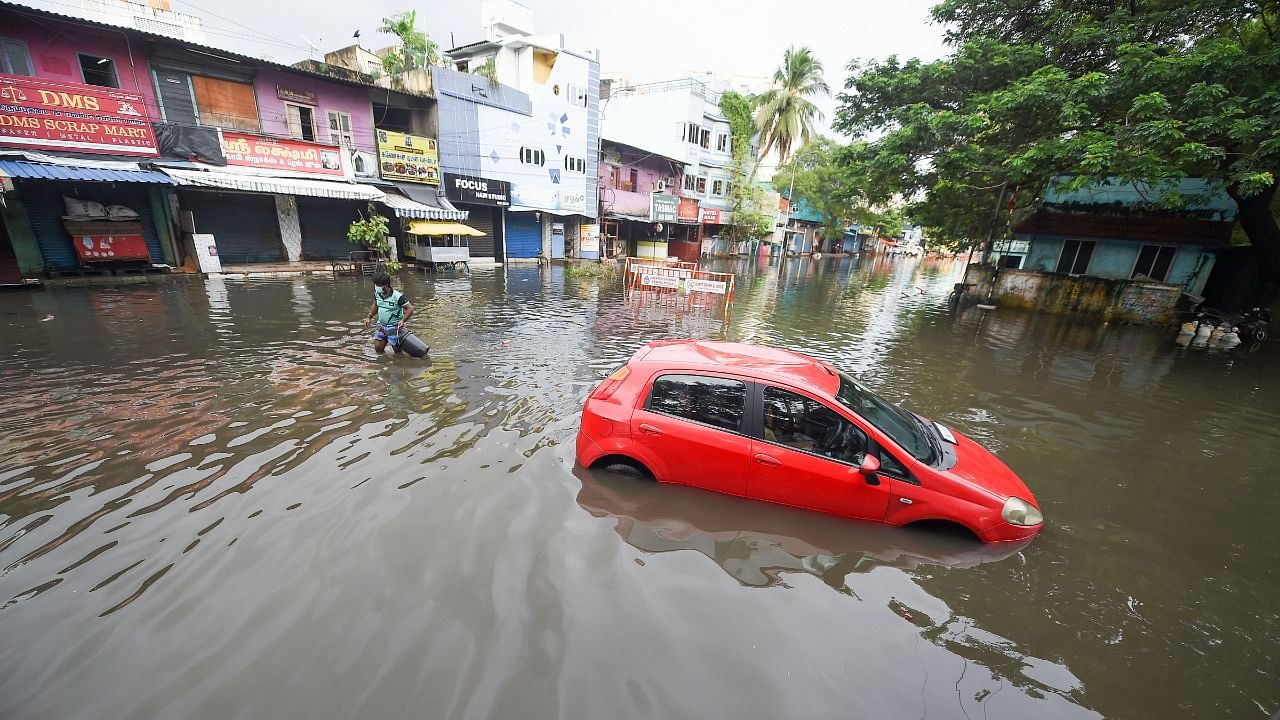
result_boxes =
[620,256,736,320]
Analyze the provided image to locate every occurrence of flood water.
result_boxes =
[1,255,1277,720]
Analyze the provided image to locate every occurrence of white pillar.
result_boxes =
[275,195,302,262]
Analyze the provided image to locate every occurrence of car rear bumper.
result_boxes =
[575,429,606,468]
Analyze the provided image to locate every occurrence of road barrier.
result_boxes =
[621,257,736,317]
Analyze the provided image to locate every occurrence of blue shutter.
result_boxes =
[505,212,541,258]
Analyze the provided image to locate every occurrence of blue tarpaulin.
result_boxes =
[0,160,176,185]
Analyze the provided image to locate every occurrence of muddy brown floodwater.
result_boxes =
[1,255,1277,719]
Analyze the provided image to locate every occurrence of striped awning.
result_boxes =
[0,159,176,184]
[162,168,384,201]
[381,192,468,220]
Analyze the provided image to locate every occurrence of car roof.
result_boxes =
[634,340,840,397]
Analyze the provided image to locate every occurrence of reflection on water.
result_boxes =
[0,256,1277,719]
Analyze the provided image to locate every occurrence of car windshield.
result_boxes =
[834,372,935,463]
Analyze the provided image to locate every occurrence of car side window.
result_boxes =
[762,386,868,464]
[647,374,746,432]
[876,449,912,481]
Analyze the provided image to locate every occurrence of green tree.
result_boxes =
[754,46,830,166]
[719,91,773,244]
[772,138,875,242]
[837,1,1280,302]
[378,10,439,79]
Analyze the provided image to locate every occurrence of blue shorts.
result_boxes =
[373,323,400,345]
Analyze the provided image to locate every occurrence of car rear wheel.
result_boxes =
[594,456,653,480]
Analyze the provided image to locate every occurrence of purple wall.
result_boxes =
[1,10,163,120]
[599,142,681,218]
[252,69,377,156]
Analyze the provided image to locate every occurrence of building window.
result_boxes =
[79,53,119,88]
[685,123,702,145]
[1055,239,1096,275]
[567,83,587,107]
[628,168,638,190]
[1131,244,1176,282]
[520,147,545,166]
[563,156,586,173]
[1,37,33,76]
[327,110,354,147]
[716,133,728,152]
[695,176,707,194]
[711,179,724,196]
[284,102,317,141]
[700,128,711,149]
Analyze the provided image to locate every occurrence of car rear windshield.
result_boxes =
[835,372,935,463]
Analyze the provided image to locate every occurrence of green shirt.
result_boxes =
[374,288,408,325]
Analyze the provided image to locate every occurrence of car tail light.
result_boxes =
[591,365,631,400]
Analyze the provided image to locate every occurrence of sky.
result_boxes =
[20,0,952,137]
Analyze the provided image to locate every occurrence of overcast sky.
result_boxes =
[23,0,950,136]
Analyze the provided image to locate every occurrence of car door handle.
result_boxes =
[754,453,781,466]
[639,423,663,436]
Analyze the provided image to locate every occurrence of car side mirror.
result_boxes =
[854,454,881,485]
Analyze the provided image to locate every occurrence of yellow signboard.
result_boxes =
[375,129,440,184]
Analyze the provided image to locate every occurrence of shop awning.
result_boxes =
[381,192,469,220]
[393,183,468,220]
[0,159,176,184]
[407,220,485,236]
[162,167,384,201]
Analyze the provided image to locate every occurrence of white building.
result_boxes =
[602,76,735,238]
[79,0,207,44]
[446,0,600,259]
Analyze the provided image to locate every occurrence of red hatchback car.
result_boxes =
[576,341,1043,543]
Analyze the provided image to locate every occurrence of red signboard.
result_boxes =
[72,233,150,263]
[700,208,722,224]
[221,132,345,176]
[677,197,700,224]
[0,73,158,156]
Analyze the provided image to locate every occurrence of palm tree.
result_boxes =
[754,46,829,167]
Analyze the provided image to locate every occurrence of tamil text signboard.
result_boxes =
[0,73,157,156]
[221,132,344,176]
[376,129,440,184]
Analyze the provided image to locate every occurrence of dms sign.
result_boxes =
[444,172,510,206]
[0,73,158,156]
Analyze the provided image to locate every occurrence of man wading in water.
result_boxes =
[364,271,415,354]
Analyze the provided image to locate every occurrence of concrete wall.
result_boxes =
[965,265,1184,324]
[253,69,378,158]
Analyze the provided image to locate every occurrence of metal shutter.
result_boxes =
[297,198,365,260]
[462,206,498,259]
[19,181,163,269]
[505,212,541,258]
[180,190,282,263]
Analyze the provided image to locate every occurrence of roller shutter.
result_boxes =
[505,212,540,259]
[459,205,500,260]
[180,190,282,263]
[297,198,366,260]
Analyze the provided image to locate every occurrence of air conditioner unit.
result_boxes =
[653,181,666,192]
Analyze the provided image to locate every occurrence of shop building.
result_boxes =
[444,0,600,261]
